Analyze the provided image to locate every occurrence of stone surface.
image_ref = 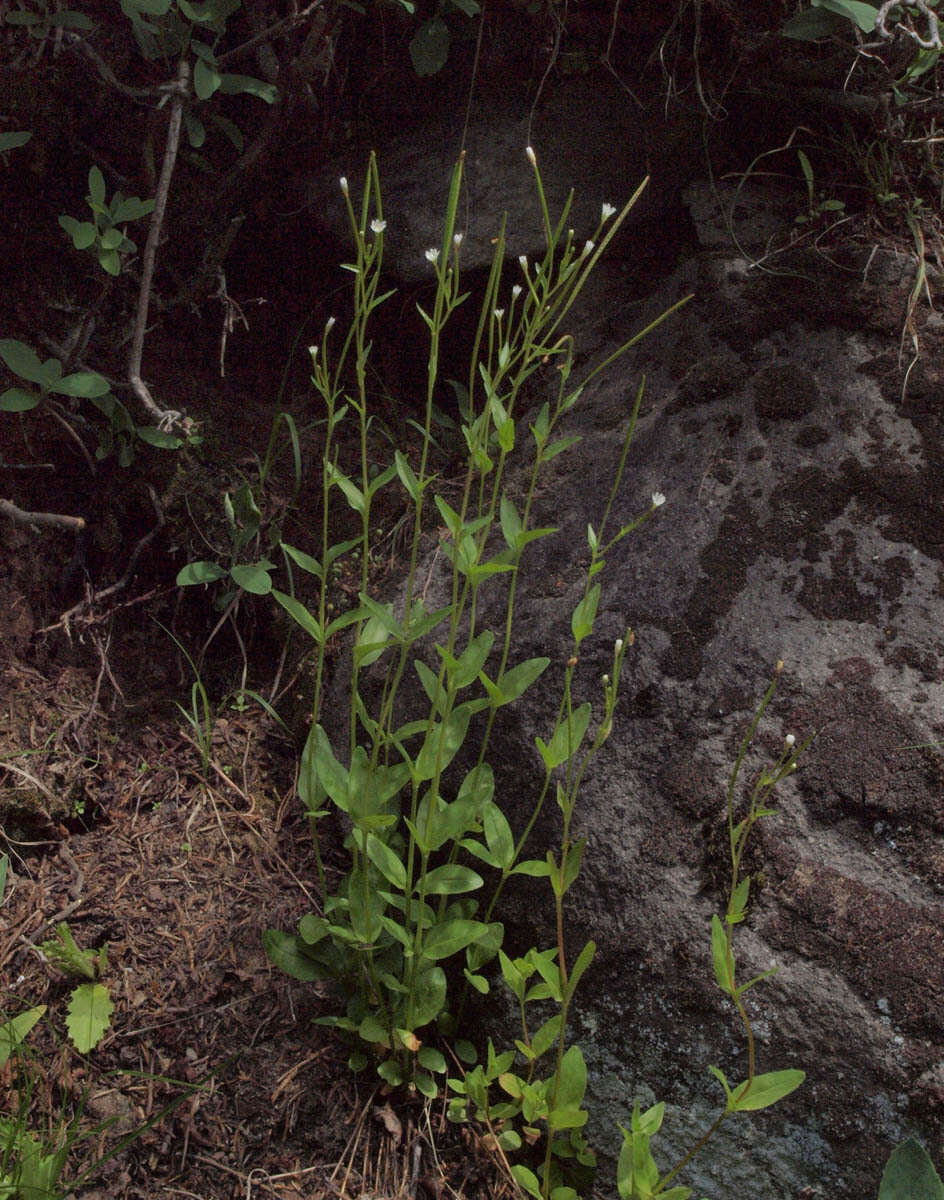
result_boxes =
[305,62,698,282]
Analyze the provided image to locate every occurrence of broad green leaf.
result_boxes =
[0,1005,45,1069]
[327,464,365,513]
[500,493,522,548]
[0,130,32,153]
[394,449,422,501]
[511,1164,543,1200]
[365,833,407,889]
[548,1106,588,1130]
[209,112,244,152]
[571,583,600,643]
[100,226,124,251]
[728,1068,805,1112]
[271,588,324,643]
[194,56,221,99]
[567,939,595,999]
[308,724,350,810]
[409,16,449,76]
[414,659,448,715]
[298,914,329,945]
[358,1013,389,1045]
[176,560,227,586]
[711,913,734,995]
[99,248,121,275]
[410,964,446,1027]
[414,1071,437,1098]
[0,338,50,385]
[218,73,278,102]
[135,425,184,449]
[728,876,750,924]
[421,863,483,895]
[280,542,323,578]
[111,196,154,222]
[88,165,106,207]
[438,631,494,689]
[53,370,111,398]
[536,702,592,770]
[0,386,40,411]
[185,112,207,148]
[59,213,96,250]
[418,1046,447,1073]
[65,982,113,1052]
[879,1137,944,1200]
[530,1013,562,1058]
[814,0,877,33]
[414,701,482,780]
[422,918,485,959]
[483,801,514,869]
[556,1044,587,1108]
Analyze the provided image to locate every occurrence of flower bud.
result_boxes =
[339,176,348,195]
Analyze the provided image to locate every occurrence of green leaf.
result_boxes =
[814,0,877,33]
[536,703,592,771]
[394,449,422,501]
[308,725,350,810]
[423,918,486,959]
[194,55,221,99]
[135,425,184,449]
[728,1068,805,1112]
[409,16,450,76]
[100,226,124,251]
[0,1005,46,1069]
[0,386,40,411]
[483,801,514,870]
[556,1044,587,1108]
[111,195,154,222]
[571,583,600,643]
[0,130,32,153]
[230,560,274,595]
[53,370,111,398]
[65,982,113,1052]
[879,1137,944,1200]
[410,964,447,1027]
[511,1165,543,1200]
[421,864,483,895]
[419,1045,447,1072]
[88,165,106,207]
[210,111,244,151]
[281,542,323,579]
[414,659,448,715]
[567,939,595,999]
[487,656,549,707]
[414,701,482,780]
[176,560,227,586]
[711,913,734,995]
[271,588,324,643]
[0,338,51,385]
[500,493,522,549]
[365,833,407,889]
[218,73,278,102]
[99,248,121,275]
[185,112,207,148]
[439,631,494,689]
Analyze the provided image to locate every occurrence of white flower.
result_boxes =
[370,219,386,234]
[325,316,336,333]
[425,247,439,264]
[518,255,529,273]
[615,638,623,654]
[651,491,666,508]
[339,176,348,195]
[602,673,610,686]
[308,345,318,360]
[601,202,617,221]
[512,284,522,299]
[582,240,595,258]
[785,733,796,748]
[526,145,537,165]
[453,232,463,248]
[493,308,504,320]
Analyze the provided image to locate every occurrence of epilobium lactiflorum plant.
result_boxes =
[263,147,680,1063]
[262,149,809,1199]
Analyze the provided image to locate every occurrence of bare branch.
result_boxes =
[0,498,86,532]
[129,58,190,431]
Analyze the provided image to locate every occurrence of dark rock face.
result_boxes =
[324,169,944,1195]
[304,61,699,282]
